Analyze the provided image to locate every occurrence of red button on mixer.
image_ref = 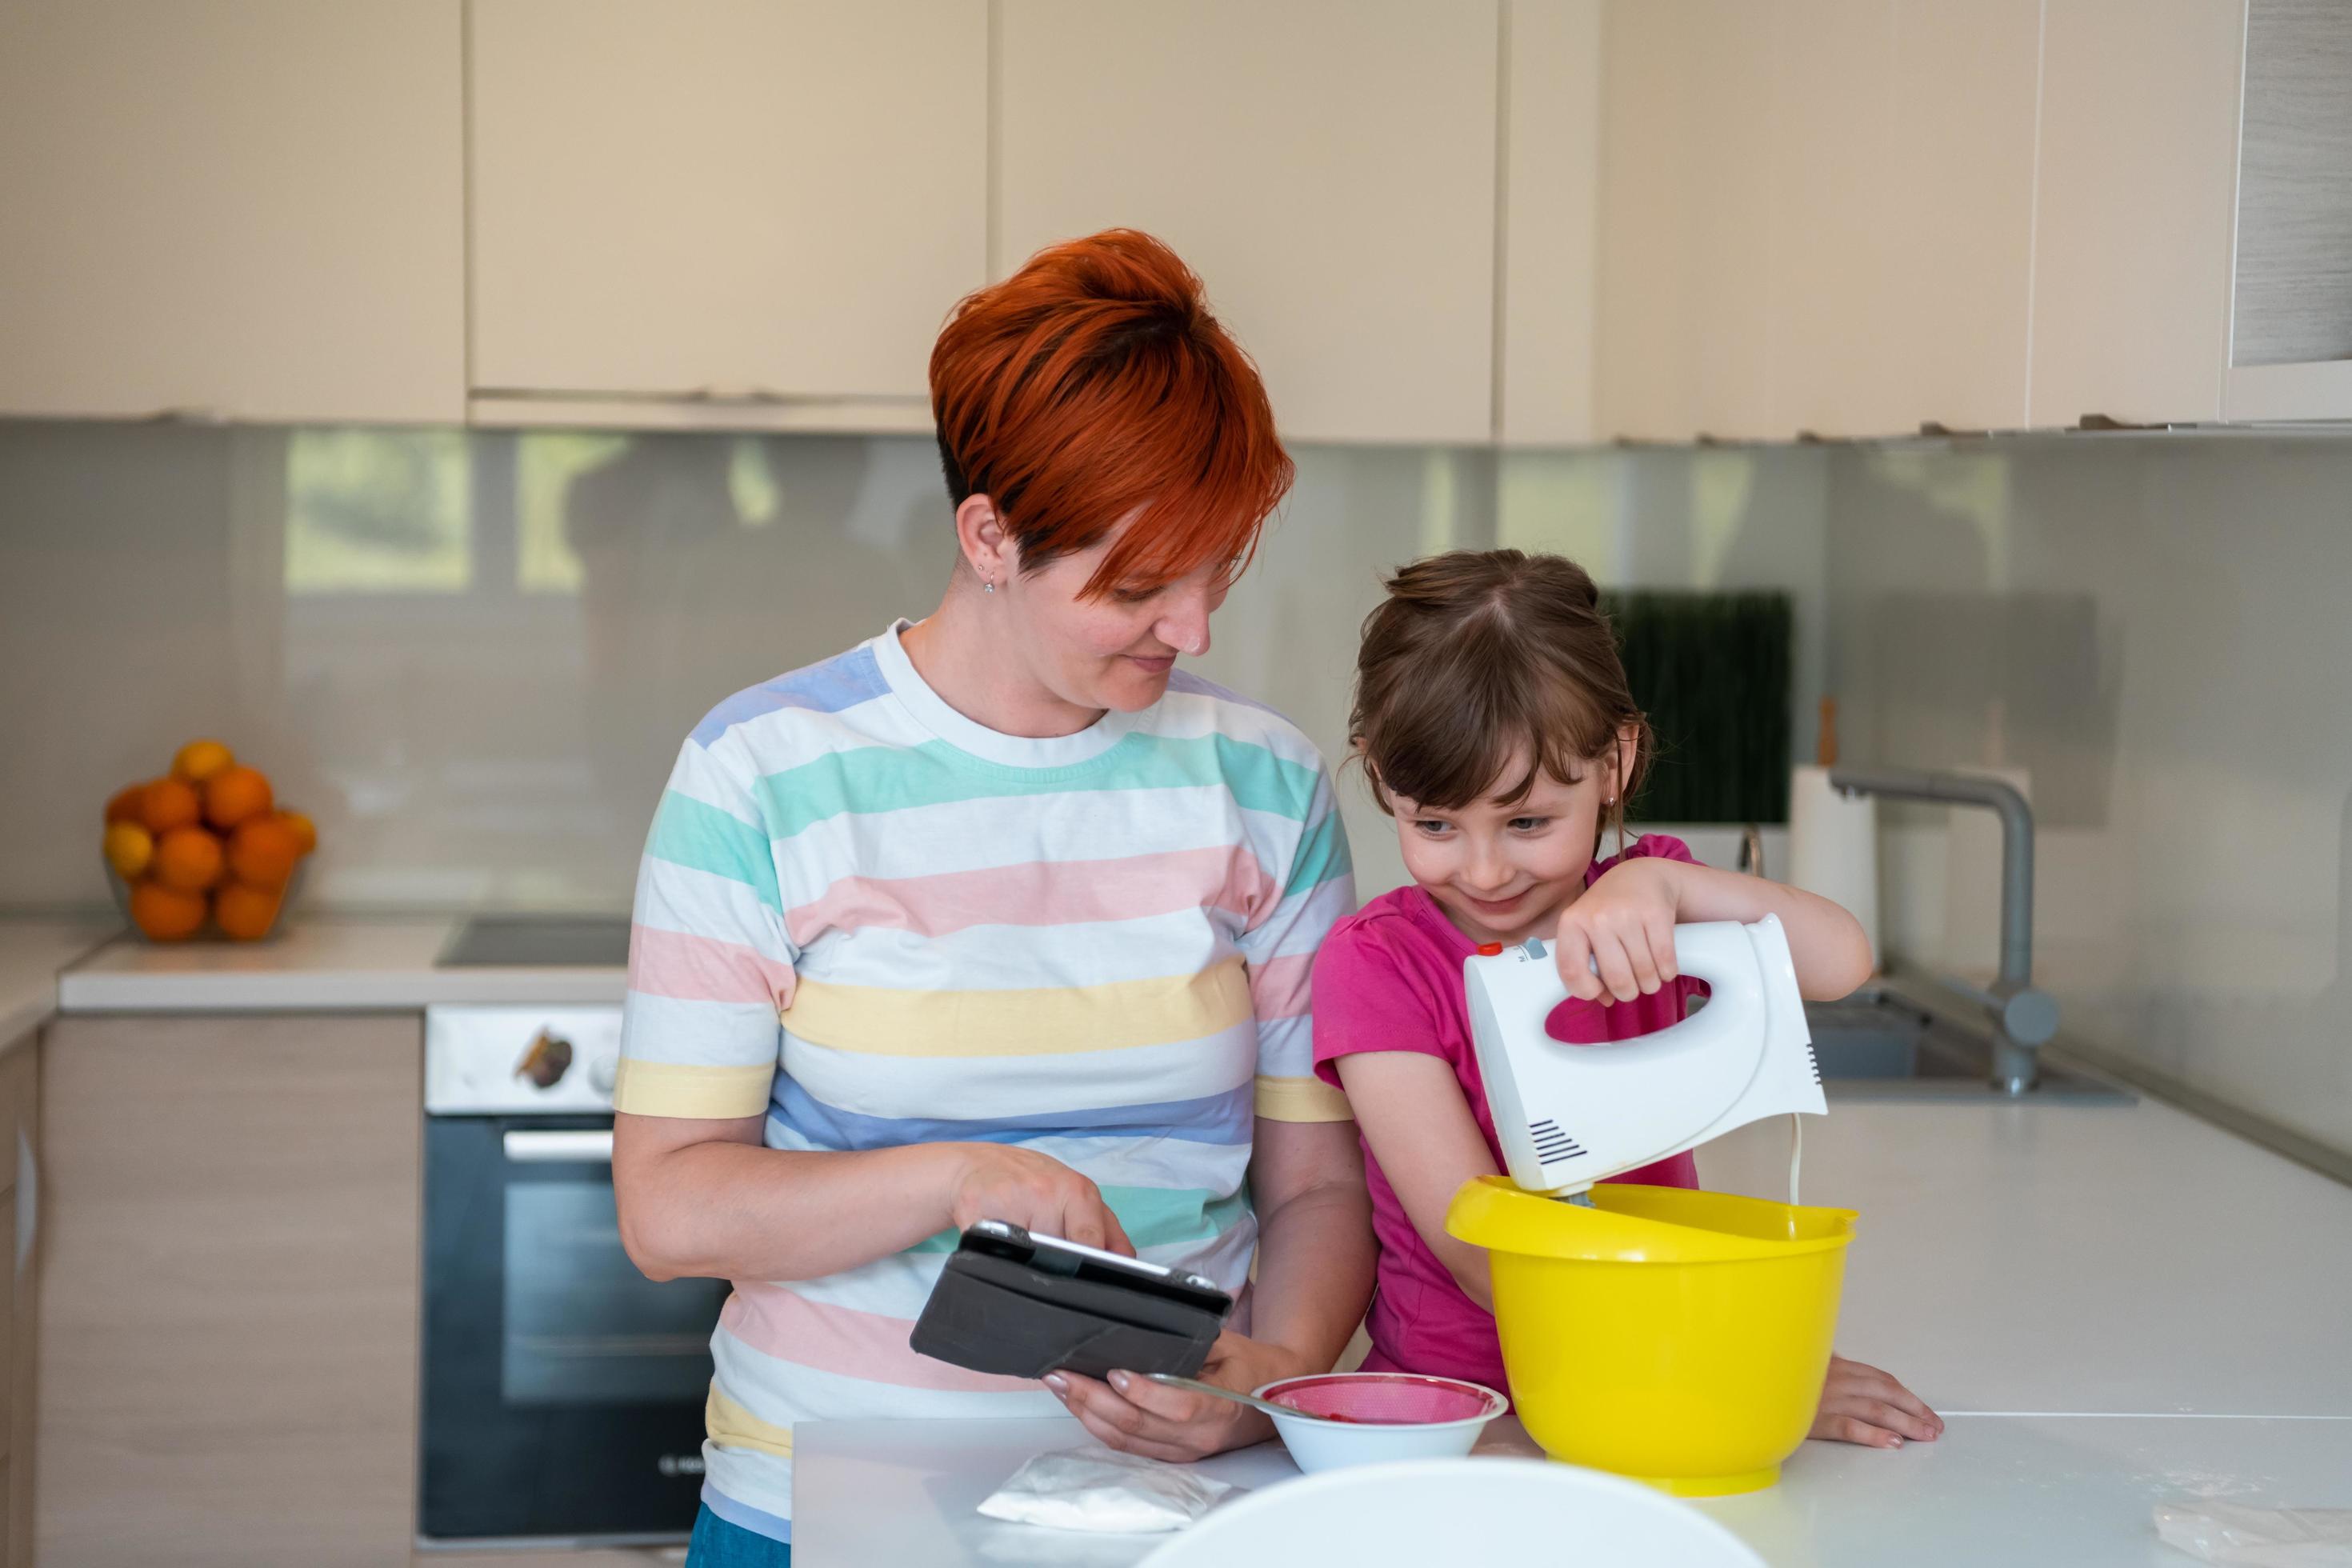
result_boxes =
[1475,942,1503,955]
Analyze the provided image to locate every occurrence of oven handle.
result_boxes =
[502,1129,616,1164]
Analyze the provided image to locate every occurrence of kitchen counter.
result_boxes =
[54,915,626,1012]
[796,1411,2352,1566]
[794,1094,2352,1564]
[0,918,121,1049]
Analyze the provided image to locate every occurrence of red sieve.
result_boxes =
[1261,1374,1505,1426]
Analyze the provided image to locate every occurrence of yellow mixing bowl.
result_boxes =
[1446,1176,1856,1497]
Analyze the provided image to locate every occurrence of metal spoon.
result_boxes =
[1144,1373,1352,1425]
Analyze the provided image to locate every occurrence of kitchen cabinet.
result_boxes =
[35,1016,421,1566]
[1595,0,1781,442]
[2223,0,2352,421]
[0,1,465,425]
[1497,0,1604,446]
[1599,0,2042,442]
[0,1043,35,1568]
[2030,0,2246,428]
[997,0,1503,446]
[467,0,986,432]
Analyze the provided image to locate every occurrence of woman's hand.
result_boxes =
[1810,1354,1943,1448]
[938,1142,1134,1257]
[1554,858,1682,1004]
[1046,1330,1308,1462]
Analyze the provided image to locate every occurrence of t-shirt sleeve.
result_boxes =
[1240,761,1358,1124]
[614,734,796,1119]
[1309,918,1451,1091]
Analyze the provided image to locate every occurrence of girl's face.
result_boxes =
[1390,741,1635,946]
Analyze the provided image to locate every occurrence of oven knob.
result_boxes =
[587,1054,618,1096]
[514,1029,574,1090]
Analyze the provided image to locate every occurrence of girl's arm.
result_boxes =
[1330,1050,1502,1309]
[1557,858,1874,1006]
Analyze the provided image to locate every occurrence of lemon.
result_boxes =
[104,822,154,880]
[172,739,235,784]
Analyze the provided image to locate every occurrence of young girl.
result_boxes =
[1311,549,1942,1451]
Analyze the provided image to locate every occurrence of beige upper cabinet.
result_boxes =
[1600,0,2041,443]
[997,0,1502,446]
[0,1,465,425]
[2030,0,2246,428]
[1597,0,1786,442]
[1498,0,1604,447]
[468,0,987,427]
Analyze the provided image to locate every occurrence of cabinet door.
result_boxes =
[1778,0,2041,438]
[998,0,1501,446]
[36,1016,422,1567]
[1596,0,1778,442]
[469,0,986,419]
[1498,0,1605,446]
[2028,0,2246,426]
[0,1042,28,1568]
[0,1,464,424]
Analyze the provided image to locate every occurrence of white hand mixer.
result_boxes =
[1464,916,1826,1200]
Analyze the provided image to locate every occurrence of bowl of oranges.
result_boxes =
[101,740,318,942]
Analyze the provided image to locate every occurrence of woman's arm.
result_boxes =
[1557,858,1874,1006]
[1241,1115,1378,1368]
[1331,1052,1499,1308]
[612,1112,1134,1282]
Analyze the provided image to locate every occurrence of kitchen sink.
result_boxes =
[1804,985,2134,1103]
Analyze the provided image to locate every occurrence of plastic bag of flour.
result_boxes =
[2154,1500,2352,1566]
[978,1446,1238,1533]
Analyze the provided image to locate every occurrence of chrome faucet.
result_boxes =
[1827,767,2060,1095]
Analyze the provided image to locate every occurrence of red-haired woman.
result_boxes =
[612,230,1374,1564]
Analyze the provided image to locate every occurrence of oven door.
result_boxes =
[420,1114,727,1546]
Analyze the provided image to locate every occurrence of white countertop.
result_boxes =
[794,1094,2352,1565]
[52,915,626,1013]
[0,918,120,1048]
[795,1411,2352,1567]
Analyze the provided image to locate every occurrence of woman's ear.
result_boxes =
[954,494,1013,587]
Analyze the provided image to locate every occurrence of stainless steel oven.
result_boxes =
[421,1005,727,1549]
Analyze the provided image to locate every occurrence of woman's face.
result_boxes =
[998,512,1233,714]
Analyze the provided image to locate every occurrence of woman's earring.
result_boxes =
[982,578,995,594]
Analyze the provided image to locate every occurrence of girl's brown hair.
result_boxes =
[1350,550,1650,848]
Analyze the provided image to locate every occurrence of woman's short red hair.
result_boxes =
[929,229,1293,597]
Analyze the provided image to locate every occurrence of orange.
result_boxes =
[202,766,274,831]
[172,739,235,784]
[152,826,226,893]
[105,782,151,826]
[139,777,202,835]
[130,880,207,942]
[213,881,283,942]
[228,817,302,888]
[278,810,318,857]
[103,822,154,880]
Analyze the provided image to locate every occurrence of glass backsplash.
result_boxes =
[8,418,2348,1158]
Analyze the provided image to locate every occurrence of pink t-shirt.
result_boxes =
[1310,834,1706,1390]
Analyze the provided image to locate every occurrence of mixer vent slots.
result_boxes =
[1527,1118,1586,1164]
[1804,1043,1822,1086]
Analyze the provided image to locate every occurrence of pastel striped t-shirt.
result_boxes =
[617,621,1356,1544]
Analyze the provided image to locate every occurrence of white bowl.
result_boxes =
[1254,1373,1510,1474]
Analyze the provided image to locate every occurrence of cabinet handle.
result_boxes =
[16,1129,34,1281]
[502,1129,614,1164]
[684,384,792,406]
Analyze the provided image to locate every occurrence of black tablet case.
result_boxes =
[908,1245,1230,1382]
